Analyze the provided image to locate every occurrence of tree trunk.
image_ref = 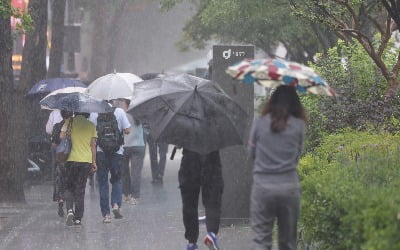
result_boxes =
[0,2,25,202]
[17,0,48,198]
[88,0,109,81]
[105,0,129,73]
[384,77,398,102]
[47,0,66,78]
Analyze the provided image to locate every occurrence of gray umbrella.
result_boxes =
[128,73,249,155]
[39,92,113,113]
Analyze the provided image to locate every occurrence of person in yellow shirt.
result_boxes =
[61,112,97,226]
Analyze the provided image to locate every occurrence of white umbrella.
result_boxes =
[40,86,86,110]
[85,72,143,100]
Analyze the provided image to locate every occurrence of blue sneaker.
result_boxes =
[185,243,198,250]
[204,232,219,250]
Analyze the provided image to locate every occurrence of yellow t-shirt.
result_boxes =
[62,115,97,163]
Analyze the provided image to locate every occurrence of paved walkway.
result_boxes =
[0,150,253,250]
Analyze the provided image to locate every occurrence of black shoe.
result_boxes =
[112,205,123,219]
[58,202,65,217]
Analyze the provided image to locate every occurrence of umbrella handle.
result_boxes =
[170,146,177,160]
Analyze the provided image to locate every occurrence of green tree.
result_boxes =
[290,0,400,101]
[0,0,19,202]
[0,0,32,202]
[161,0,337,63]
[381,0,400,30]
[84,0,131,81]
[47,0,66,78]
[14,0,49,202]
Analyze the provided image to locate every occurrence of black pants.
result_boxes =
[178,149,224,243]
[53,162,66,201]
[146,135,168,180]
[64,162,90,221]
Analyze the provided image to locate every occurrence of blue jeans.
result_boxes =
[97,152,123,217]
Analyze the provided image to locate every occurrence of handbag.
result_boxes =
[56,118,73,163]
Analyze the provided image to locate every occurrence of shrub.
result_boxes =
[301,39,400,153]
[299,131,400,249]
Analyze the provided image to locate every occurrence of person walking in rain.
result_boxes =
[146,132,168,184]
[90,101,131,223]
[140,73,168,184]
[51,110,73,217]
[248,85,306,250]
[179,149,223,250]
[118,99,146,205]
[61,112,97,226]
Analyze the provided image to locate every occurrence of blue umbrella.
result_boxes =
[26,78,86,98]
[39,92,112,113]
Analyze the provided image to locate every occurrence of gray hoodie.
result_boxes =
[248,114,305,185]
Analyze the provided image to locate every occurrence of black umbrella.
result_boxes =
[39,92,113,113]
[128,73,249,155]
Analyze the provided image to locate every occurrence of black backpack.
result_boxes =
[96,108,123,153]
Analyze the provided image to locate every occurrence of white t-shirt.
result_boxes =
[89,108,131,155]
[46,110,63,135]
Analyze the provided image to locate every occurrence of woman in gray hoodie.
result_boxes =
[248,85,306,250]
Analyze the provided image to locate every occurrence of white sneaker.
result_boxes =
[65,209,74,226]
[103,214,111,223]
[123,195,132,202]
[130,198,138,205]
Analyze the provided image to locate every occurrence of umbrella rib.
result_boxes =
[145,92,194,141]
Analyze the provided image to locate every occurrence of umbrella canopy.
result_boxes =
[26,78,86,98]
[85,72,142,100]
[40,87,86,110]
[40,92,113,113]
[226,58,336,96]
[128,73,249,155]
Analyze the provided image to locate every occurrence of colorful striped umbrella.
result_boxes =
[226,58,336,96]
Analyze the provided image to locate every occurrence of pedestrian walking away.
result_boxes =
[118,98,146,205]
[146,133,168,184]
[248,85,306,250]
[139,72,169,184]
[46,110,63,183]
[61,112,97,226]
[50,110,73,217]
[90,102,131,223]
[179,149,223,250]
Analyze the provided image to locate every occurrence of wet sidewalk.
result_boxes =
[0,151,253,250]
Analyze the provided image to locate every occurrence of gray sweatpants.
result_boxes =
[250,182,300,250]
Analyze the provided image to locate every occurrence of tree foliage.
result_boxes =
[0,0,32,32]
[301,38,400,152]
[290,0,400,99]
[160,0,337,63]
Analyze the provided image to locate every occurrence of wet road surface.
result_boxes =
[0,150,254,250]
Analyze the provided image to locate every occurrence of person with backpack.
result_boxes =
[89,102,131,223]
[51,110,73,217]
